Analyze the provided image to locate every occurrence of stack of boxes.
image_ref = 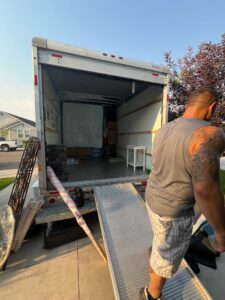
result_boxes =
[67,147,91,158]
[106,121,117,157]
[108,121,117,145]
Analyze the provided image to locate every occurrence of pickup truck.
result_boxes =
[0,140,20,152]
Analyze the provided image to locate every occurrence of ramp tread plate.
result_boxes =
[94,183,210,300]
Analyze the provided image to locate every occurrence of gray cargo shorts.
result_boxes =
[146,204,194,278]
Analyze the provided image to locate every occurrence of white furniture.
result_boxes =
[126,145,146,171]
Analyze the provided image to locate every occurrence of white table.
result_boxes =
[126,145,146,171]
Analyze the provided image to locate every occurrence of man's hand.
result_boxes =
[214,232,225,252]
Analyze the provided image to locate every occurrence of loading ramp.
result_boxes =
[94,183,212,300]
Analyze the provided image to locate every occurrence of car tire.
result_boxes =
[1,145,10,152]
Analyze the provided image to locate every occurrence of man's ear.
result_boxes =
[208,101,217,114]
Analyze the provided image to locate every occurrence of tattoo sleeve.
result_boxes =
[190,128,225,183]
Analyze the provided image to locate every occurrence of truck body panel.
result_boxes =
[32,37,169,222]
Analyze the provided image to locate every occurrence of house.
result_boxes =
[0,111,36,143]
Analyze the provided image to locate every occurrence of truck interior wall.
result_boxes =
[117,85,163,169]
[42,69,61,145]
[62,102,103,148]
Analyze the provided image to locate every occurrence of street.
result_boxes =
[0,148,38,207]
[0,149,23,170]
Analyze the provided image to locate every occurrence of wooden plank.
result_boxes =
[12,199,44,252]
[78,239,115,300]
[35,200,97,224]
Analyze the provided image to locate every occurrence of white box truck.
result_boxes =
[32,37,169,224]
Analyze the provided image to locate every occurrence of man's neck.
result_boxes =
[182,108,207,120]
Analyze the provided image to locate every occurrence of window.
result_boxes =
[24,130,30,138]
[17,129,23,138]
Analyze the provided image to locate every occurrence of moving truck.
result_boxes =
[32,37,169,224]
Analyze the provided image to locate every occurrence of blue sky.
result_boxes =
[0,0,225,120]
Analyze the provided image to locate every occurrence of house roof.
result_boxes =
[9,113,36,128]
[0,111,36,129]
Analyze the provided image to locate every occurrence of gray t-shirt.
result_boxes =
[145,118,210,217]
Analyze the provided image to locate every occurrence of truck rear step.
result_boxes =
[35,175,148,224]
[94,183,211,300]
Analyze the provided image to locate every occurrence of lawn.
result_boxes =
[0,177,15,191]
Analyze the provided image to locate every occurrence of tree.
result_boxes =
[165,33,225,126]
[0,129,9,139]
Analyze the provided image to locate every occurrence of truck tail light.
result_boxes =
[141,180,147,186]
[152,73,159,77]
[48,197,56,204]
[52,53,63,58]
[50,191,59,195]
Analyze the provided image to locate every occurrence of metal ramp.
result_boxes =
[94,183,211,300]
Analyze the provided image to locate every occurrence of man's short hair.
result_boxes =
[187,86,219,108]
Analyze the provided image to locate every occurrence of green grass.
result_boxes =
[220,170,225,196]
[0,177,15,191]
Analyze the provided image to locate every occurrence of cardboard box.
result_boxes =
[108,130,117,145]
[108,121,117,130]
[77,147,91,157]
[67,147,78,158]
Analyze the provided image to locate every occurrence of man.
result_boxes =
[140,87,225,300]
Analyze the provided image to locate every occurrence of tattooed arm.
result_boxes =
[189,126,225,252]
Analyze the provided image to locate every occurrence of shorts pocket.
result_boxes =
[178,216,194,234]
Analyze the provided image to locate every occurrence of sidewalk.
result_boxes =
[0,172,38,208]
[0,169,19,179]
[0,167,38,179]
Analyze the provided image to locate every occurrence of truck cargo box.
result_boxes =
[32,37,169,222]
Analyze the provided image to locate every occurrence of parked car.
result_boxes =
[0,140,20,152]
